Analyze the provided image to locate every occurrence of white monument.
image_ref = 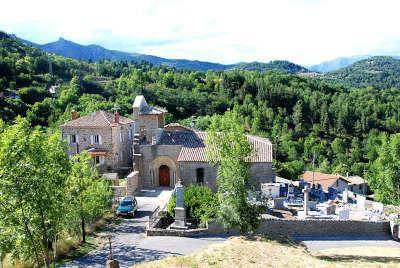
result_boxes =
[302,185,310,216]
[171,179,188,229]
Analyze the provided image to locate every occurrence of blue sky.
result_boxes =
[2,0,400,65]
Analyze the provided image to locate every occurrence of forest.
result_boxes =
[2,31,400,181]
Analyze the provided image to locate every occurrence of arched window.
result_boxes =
[196,168,204,184]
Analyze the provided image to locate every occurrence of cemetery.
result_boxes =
[146,172,400,241]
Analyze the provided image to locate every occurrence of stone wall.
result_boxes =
[62,124,134,173]
[62,127,113,170]
[208,219,390,237]
[111,123,134,170]
[126,171,139,195]
[250,162,276,189]
[177,162,275,192]
[178,162,218,191]
[137,144,182,187]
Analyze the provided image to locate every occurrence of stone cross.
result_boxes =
[302,185,310,216]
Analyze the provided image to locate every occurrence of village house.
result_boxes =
[301,171,367,194]
[61,95,276,191]
[61,110,134,173]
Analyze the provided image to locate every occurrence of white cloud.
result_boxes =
[1,0,400,64]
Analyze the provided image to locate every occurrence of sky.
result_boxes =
[1,0,400,65]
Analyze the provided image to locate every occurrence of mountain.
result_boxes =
[309,55,371,73]
[17,36,231,71]
[324,56,400,88]
[16,35,309,73]
[17,36,234,71]
[233,60,309,73]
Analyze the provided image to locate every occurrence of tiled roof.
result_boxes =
[347,176,366,185]
[157,126,273,163]
[62,110,134,128]
[301,171,351,191]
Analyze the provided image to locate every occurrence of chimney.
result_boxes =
[114,111,120,124]
[71,110,78,120]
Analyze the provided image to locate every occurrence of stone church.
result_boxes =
[62,95,275,192]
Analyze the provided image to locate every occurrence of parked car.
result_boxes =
[116,196,138,217]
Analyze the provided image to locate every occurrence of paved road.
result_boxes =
[62,188,226,268]
[293,235,400,251]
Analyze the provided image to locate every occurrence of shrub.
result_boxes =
[167,185,218,225]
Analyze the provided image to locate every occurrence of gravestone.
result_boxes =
[373,202,384,213]
[342,189,349,203]
[338,209,350,220]
[287,185,295,198]
[171,179,187,229]
[357,195,366,210]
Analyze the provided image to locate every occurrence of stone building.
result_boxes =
[132,96,275,191]
[61,110,134,173]
[301,171,352,193]
[61,95,276,192]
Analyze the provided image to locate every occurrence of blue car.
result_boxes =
[116,196,138,217]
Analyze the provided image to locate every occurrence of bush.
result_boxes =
[167,185,218,225]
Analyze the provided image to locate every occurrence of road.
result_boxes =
[62,188,226,268]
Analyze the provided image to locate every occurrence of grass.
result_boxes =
[135,236,400,268]
[56,212,120,266]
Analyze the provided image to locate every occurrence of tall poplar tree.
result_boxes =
[206,110,262,234]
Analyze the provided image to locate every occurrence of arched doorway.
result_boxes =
[159,165,170,186]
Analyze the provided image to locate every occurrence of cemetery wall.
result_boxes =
[207,219,390,236]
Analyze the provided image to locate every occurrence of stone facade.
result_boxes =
[61,110,134,173]
[137,145,182,188]
[131,95,275,191]
[178,162,218,190]
[61,96,276,192]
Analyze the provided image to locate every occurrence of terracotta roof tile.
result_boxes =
[157,126,273,163]
[61,110,134,128]
[301,171,351,191]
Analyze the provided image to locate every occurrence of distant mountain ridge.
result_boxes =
[233,60,309,73]
[309,55,372,73]
[16,35,309,73]
[323,56,400,88]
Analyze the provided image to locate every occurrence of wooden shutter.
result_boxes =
[66,134,71,144]
[90,135,94,145]
[99,135,103,145]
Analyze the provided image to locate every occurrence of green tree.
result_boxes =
[0,117,71,267]
[67,152,112,243]
[206,110,261,234]
[367,134,400,205]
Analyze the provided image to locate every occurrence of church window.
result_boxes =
[196,168,204,184]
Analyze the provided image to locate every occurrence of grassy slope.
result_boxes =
[136,236,400,268]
